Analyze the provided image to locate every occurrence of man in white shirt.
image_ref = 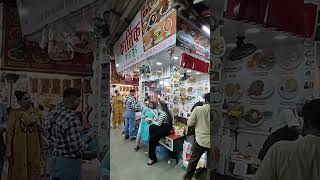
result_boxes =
[258,102,304,161]
[184,93,210,180]
[256,99,320,180]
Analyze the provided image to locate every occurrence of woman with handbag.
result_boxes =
[6,91,48,180]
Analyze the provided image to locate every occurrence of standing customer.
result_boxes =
[184,93,210,180]
[123,89,137,141]
[0,103,7,180]
[6,91,47,180]
[45,88,94,180]
[134,101,158,151]
[112,90,124,129]
[147,101,173,165]
[256,99,320,180]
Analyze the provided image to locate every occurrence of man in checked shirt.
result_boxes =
[123,89,137,141]
[44,88,96,180]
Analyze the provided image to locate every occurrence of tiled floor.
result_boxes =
[110,128,186,180]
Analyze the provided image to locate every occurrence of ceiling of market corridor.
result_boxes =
[15,0,209,53]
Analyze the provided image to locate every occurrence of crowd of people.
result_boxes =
[111,89,211,179]
[0,88,106,180]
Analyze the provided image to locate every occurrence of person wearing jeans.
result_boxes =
[123,90,137,141]
[184,93,210,180]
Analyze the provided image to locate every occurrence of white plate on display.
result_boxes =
[278,78,299,100]
[247,80,274,99]
[223,59,243,72]
[224,83,243,102]
[278,52,302,71]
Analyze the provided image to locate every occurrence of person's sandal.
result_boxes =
[134,146,140,152]
[147,159,157,165]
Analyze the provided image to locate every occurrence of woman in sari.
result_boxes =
[6,91,48,180]
[112,90,124,129]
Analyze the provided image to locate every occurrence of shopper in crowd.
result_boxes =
[112,90,124,129]
[123,89,137,141]
[147,101,173,165]
[45,88,96,180]
[256,99,320,180]
[258,101,304,161]
[184,93,210,180]
[134,101,158,152]
[144,93,151,103]
[6,91,48,180]
[0,103,7,180]
[191,101,203,113]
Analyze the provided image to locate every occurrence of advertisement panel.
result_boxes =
[113,0,176,72]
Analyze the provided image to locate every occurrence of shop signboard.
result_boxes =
[17,0,97,35]
[114,0,177,72]
[177,16,210,60]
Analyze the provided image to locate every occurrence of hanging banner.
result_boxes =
[17,0,97,35]
[113,0,177,72]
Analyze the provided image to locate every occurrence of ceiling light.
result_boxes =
[246,28,260,34]
[187,70,192,73]
[173,56,179,60]
[274,35,288,40]
[196,72,200,75]
[116,64,119,67]
[156,62,162,65]
[202,25,210,35]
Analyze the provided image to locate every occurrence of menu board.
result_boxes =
[221,42,317,155]
[141,0,176,51]
[113,0,177,72]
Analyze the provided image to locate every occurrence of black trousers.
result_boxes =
[148,124,171,161]
[184,141,209,180]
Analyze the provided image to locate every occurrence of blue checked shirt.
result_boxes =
[44,104,87,158]
[123,95,136,112]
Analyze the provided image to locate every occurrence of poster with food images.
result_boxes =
[142,9,177,51]
[220,41,318,177]
[222,42,316,133]
[2,0,94,76]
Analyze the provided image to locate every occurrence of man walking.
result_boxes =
[45,88,95,180]
[123,89,137,141]
[184,93,210,180]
